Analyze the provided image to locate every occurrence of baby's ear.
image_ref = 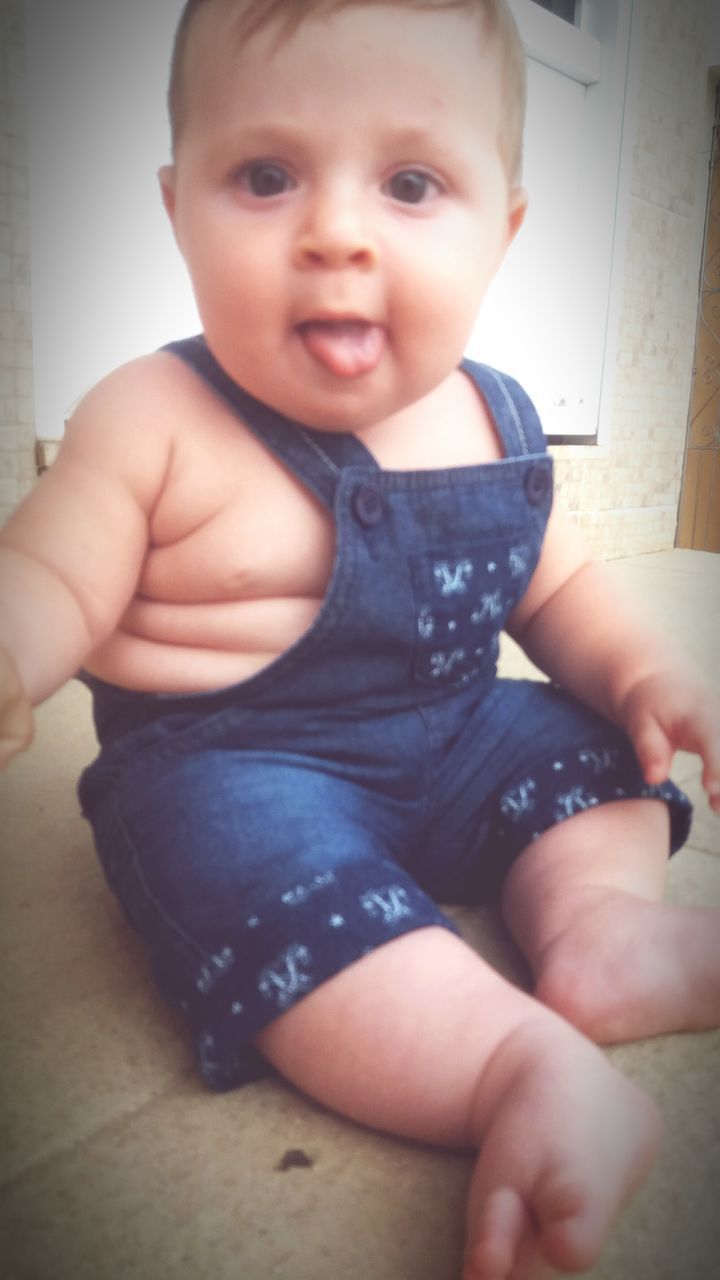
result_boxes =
[507,186,529,243]
[158,165,177,223]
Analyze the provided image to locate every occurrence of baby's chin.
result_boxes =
[290,384,425,435]
[265,372,414,435]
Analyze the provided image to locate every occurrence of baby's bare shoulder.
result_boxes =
[61,350,212,501]
[69,349,203,444]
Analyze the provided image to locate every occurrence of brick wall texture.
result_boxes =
[0,0,716,553]
[551,0,716,557]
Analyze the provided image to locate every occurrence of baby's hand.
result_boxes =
[0,644,33,768]
[621,671,720,813]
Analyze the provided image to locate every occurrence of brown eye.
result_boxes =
[239,162,294,197]
[385,170,438,204]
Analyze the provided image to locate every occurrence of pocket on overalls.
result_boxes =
[409,536,535,687]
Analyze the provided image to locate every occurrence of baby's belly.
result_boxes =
[83,594,324,693]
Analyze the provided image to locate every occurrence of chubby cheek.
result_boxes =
[190,260,291,395]
[191,249,270,326]
[393,249,488,362]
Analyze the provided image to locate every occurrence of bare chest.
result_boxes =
[140,420,335,604]
[138,366,502,607]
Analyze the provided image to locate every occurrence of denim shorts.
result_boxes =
[78,675,691,1090]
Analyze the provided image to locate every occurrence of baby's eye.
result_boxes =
[384,170,440,204]
[236,161,295,198]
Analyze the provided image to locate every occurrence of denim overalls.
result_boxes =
[78,336,691,1089]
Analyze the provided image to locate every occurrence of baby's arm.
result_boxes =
[508,502,720,811]
[0,357,174,766]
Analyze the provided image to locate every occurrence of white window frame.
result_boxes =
[516,0,602,84]
[465,0,636,443]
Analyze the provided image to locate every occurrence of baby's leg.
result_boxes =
[255,927,659,1279]
[502,798,720,1043]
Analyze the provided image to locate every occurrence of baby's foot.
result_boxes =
[463,1023,660,1279]
[534,890,720,1043]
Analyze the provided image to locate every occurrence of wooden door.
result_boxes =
[677,108,720,552]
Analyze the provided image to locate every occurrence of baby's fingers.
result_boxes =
[622,674,720,808]
[0,652,34,768]
[647,701,720,812]
[628,713,673,787]
[0,695,34,768]
[671,700,720,811]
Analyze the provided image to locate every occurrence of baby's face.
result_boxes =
[161,3,527,431]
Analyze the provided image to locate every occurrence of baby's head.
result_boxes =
[160,0,530,431]
[168,0,526,182]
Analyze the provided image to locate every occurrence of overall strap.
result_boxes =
[461,358,547,458]
[162,335,377,511]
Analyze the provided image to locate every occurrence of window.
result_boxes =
[466,0,635,442]
[530,0,579,24]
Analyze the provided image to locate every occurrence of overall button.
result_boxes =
[524,464,550,505]
[352,483,383,527]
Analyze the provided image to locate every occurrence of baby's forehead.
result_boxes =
[174,0,522,178]
[184,0,493,69]
[185,6,498,111]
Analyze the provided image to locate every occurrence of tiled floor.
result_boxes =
[1,549,718,1279]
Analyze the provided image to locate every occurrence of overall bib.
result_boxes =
[79,336,691,1089]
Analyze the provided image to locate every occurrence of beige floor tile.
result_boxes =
[2,1038,718,1280]
[601,1031,720,1280]
[1,1082,469,1280]
[611,552,719,682]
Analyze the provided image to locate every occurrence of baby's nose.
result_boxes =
[293,192,378,270]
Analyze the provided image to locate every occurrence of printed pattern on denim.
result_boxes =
[410,539,536,687]
[195,945,236,995]
[495,741,692,851]
[189,880,371,1087]
[259,943,314,1009]
[169,865,449,1089]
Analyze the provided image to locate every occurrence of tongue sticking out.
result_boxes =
[298,320,385,378]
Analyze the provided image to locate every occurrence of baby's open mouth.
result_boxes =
[296,319,386,378]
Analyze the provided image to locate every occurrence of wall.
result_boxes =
[25,0,193,448]
[0,0,34,525]
[552,0,718,556]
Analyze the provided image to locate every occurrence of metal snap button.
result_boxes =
[352,483,383,527]
[523,464,550,505]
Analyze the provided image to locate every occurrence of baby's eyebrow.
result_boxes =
[212,120,447,156]
[211,121,309,152]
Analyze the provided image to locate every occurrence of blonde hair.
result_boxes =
[168,0,526,180]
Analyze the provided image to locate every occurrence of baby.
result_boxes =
[2,1,720,1276]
